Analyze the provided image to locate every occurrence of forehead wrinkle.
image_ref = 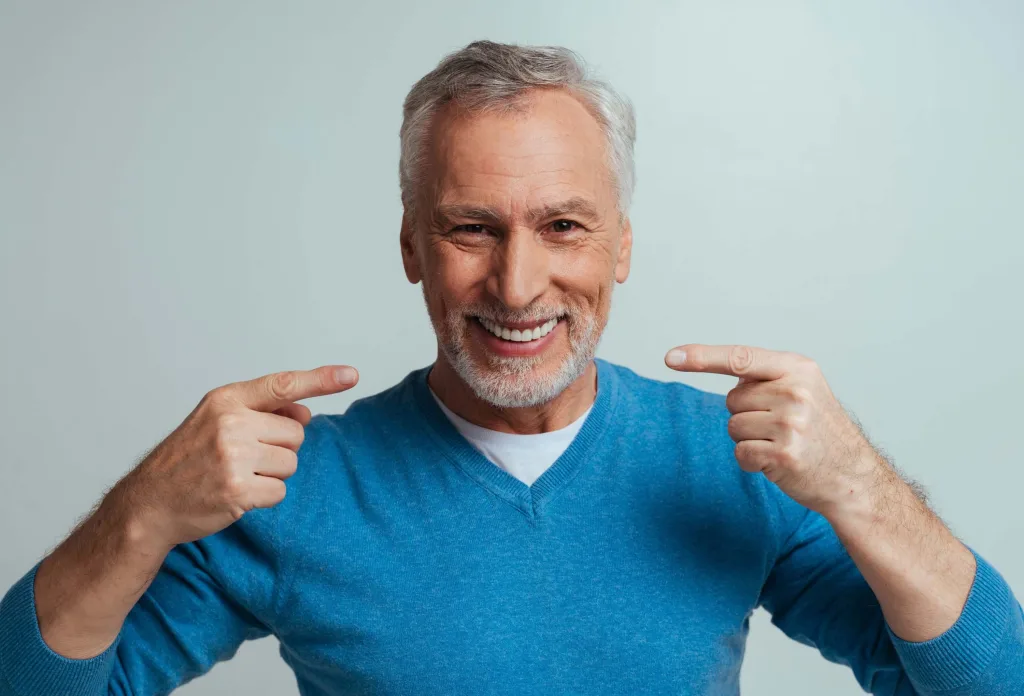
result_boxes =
[445,135,603,171]
[444,167,581,188]
[434,202,505,225]
[475,155,598,179]
[433,192,601,228]
[525,195,600,222]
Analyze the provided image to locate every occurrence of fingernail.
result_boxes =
[335,367,357,384]
[666,349,686,367]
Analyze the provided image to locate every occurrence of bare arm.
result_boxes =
[668,343,1023,693]
[24,365,357,660]
[33,477,173,658]
[825,452,976,642]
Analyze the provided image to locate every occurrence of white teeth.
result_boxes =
[479,317,558,342]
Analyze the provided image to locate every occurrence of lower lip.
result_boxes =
[470,318,562,358]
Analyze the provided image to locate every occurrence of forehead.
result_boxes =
[425,89,614,211]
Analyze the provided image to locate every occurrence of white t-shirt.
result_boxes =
[429,388,593,487]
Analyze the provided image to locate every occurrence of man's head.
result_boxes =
[399,41,636,408]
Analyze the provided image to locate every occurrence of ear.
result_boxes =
[614,216,632,283]
[400,213,422,284]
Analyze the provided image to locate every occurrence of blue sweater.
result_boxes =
[2,359,1022,695]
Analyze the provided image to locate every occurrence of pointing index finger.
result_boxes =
[665,344,789,381]
[233,365,359,411]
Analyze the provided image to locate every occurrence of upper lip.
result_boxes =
[475,316,558,330]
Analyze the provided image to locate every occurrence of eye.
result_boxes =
[550,219,581,233]
[452,224,488,234]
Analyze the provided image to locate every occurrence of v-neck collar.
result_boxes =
[408,358,620,521]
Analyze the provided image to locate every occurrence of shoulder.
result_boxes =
[300,366,427,461]
[209,369,429,604]
[276,366,434,510]
[601,358,784,537]
[236,367,428,533]
[606,361,816,553]
[600,359,737,479]
[599,358,731,431]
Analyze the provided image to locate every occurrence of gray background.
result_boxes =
[1,1,1022,694]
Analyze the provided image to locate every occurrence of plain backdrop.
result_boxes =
[1,1,1022,694]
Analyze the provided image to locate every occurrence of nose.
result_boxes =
[486,228,550,311]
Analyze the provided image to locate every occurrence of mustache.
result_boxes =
[460,305,579,324]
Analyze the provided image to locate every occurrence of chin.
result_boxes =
[428,295,605,408]
[444,343,591,409]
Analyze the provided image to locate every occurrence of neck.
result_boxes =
[427,353,597,435]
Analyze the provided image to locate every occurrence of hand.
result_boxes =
[665,344,884,516]
[119,365,359,549]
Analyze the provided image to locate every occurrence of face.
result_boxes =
[401,88,632,408]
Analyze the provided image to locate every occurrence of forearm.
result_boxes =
[825,453,976,642]
[34,478,173,659]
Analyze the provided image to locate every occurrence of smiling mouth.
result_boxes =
[474,316,561,342]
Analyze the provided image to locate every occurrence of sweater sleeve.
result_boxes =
[0,516,280,696]
[758,484,1024,695]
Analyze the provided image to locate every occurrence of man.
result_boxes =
[0,40,1020,696]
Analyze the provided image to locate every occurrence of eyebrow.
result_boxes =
[434,196,600,226]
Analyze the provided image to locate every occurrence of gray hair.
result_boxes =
[399,40,637,218]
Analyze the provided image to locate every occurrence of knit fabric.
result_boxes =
[2,359,1021,695]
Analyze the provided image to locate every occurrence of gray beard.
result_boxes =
[424,290,607,409]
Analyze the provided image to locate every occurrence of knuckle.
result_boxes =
[221,471,249,501]
[268,372,297,401]
[272,480,288,503]
[215,410,244,433]
[785,385,814,405]
[734,441,750,460]
[729,345,755,374]
[214,436,243,464]
[796,354,820,373]
[726,415,742,439]
[201,386,228,408]
[290,422,306,446]
[725,389,741,414]
[778,444,801,467]
[783,411,810,433]
[734,442,761,472]
[281,451,299,477]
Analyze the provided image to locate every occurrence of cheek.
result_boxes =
[427,246,490,305]
[550,247,614,307]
